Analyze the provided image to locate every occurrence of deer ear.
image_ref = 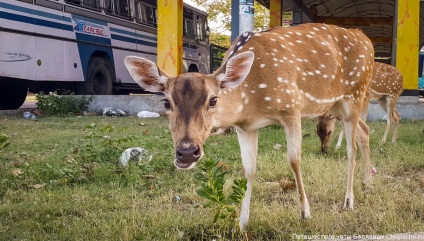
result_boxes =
[217,51,254,89]
[124,56,170,92]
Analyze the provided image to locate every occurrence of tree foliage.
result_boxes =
[192,0,270,46]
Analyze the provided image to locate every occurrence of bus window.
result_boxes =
[196,15,206,41]
[184,10,195,37]
[105,0,131,18]
[65,0,100,10]
[135,0,156,25]
[83,0,99,9]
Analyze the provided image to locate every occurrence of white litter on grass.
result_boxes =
[120,147,152,166]
[137,111,160,118]
[102,107,128,117]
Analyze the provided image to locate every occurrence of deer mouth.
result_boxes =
[174,159,197,169]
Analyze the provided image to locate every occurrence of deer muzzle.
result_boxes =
[174,144,202,169]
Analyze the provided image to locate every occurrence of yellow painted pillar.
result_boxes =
[157,0,183,76]
[395,0,419,95]
[270,0,282,28]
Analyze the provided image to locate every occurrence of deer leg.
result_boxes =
[235,127,258,230]
[335,122,344,150]
[283,116,311,219]
[356,119,372,186]
[360,96,370,121]
[342,119,358,209]
[378,97,390,143]
[391,108,400,143]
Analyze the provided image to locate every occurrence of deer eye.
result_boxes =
[162,99,171,110]
[209,97,217,107]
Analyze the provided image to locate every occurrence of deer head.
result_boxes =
[316,113,336,153]
[124,52,254,169]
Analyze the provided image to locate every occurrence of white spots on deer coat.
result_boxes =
[237,104,244,113]
[264,97,271,101]
[260,63,266,68]
[259,84,267,88]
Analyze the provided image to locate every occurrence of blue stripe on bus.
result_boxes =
[111,34,157,47]
[71,14,107,26]
[0,11,73,31]
[0,2,72,23]
[76,32,111,45]
[109,27,157,42]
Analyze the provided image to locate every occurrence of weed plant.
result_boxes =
[36,91,92,116]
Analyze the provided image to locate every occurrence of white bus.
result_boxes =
[0,0,210,109]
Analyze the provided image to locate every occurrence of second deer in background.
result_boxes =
[317,62,404,153]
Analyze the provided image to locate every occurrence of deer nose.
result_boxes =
[176,145,201,163]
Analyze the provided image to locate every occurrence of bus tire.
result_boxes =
[188,65,199,72]
[78,57,113,95]
[0,80,27,110]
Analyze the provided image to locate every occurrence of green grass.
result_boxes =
[1,115,423,240]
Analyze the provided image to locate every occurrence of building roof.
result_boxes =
[256,0,423,60]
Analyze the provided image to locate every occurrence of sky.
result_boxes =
[183,0,206,11]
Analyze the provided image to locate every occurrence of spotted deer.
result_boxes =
[124,23,374,230]
[317,62,403,153]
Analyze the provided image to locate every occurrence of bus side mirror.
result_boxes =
[205,26,210,44]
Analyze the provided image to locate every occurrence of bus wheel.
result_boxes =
[188,65,199,72]
[78,57,113,95]
[0,80,27,110]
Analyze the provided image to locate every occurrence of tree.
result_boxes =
[192,0,270,46]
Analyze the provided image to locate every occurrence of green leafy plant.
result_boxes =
[194,159,247,234]
[36,91,92,116]
[0,133,11,150]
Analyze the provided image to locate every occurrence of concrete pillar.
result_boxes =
[270,0,282,28]
[239,0,255,33]
[292,0,303,25]
[394,0,420,102]
[231,0,240,42]
[157,0,183,76]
